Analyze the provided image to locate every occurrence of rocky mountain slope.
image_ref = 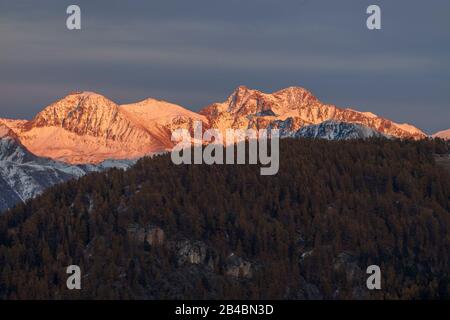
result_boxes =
[0,92,208,164]
[200,86,426,140]
[433,129,450,140]
[0,124,133,212]
[0,87,426,165]
[0,86,430,212]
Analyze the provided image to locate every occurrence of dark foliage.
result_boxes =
[0,138,449,299]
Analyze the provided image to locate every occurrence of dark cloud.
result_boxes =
[0,0,449,133]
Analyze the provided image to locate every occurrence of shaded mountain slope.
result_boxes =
[0,124,134,212]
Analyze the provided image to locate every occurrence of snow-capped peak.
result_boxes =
[393,123,426,136]
[1,86,429,164]
[0,124,15,139]
[120,97,206,123]
[200,86,426,140]
[31,91,119,127]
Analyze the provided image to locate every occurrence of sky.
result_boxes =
[0,0,449,134]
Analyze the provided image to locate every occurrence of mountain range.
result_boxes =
[0,86,445,212]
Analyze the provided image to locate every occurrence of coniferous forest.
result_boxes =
[0,138,449,299]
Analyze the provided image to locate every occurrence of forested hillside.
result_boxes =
[0,138,449,299]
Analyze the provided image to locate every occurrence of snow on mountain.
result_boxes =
[120,97,209,148]
[200,86,426,140]
[1,92,209,164]
[0,86,428,166]
[120,97,207,127]
[432,129,450,140]
[293,120,386,140]
[0,123,135,213]
[0,87,435,212]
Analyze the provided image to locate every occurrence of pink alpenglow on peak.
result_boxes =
[433,129,450,140]
[0,87,428,164]
[0,124,14,139]
[200,86,427,140]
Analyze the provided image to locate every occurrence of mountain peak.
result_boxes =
[233,85,250,93]
[273,86,319,105]
[30,91,119,128]
[227,86,319,107]
[121,97,207,122]
[231,85,313,96]
[294,120,385,140]
[62,91,115,106]
[124,97,181,109]
[67,90,104,97]
[229,85,254,100]
[11,91,209,164]
[61,90,116,107]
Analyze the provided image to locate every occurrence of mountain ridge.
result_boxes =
[0,86,427,164]
[1,138,449,299]
[294,120,386,140]
[0,91,209,164]
[433,128,450,140]
[0,122,134,212]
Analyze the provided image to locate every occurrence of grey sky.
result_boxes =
[0,0,449,133]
